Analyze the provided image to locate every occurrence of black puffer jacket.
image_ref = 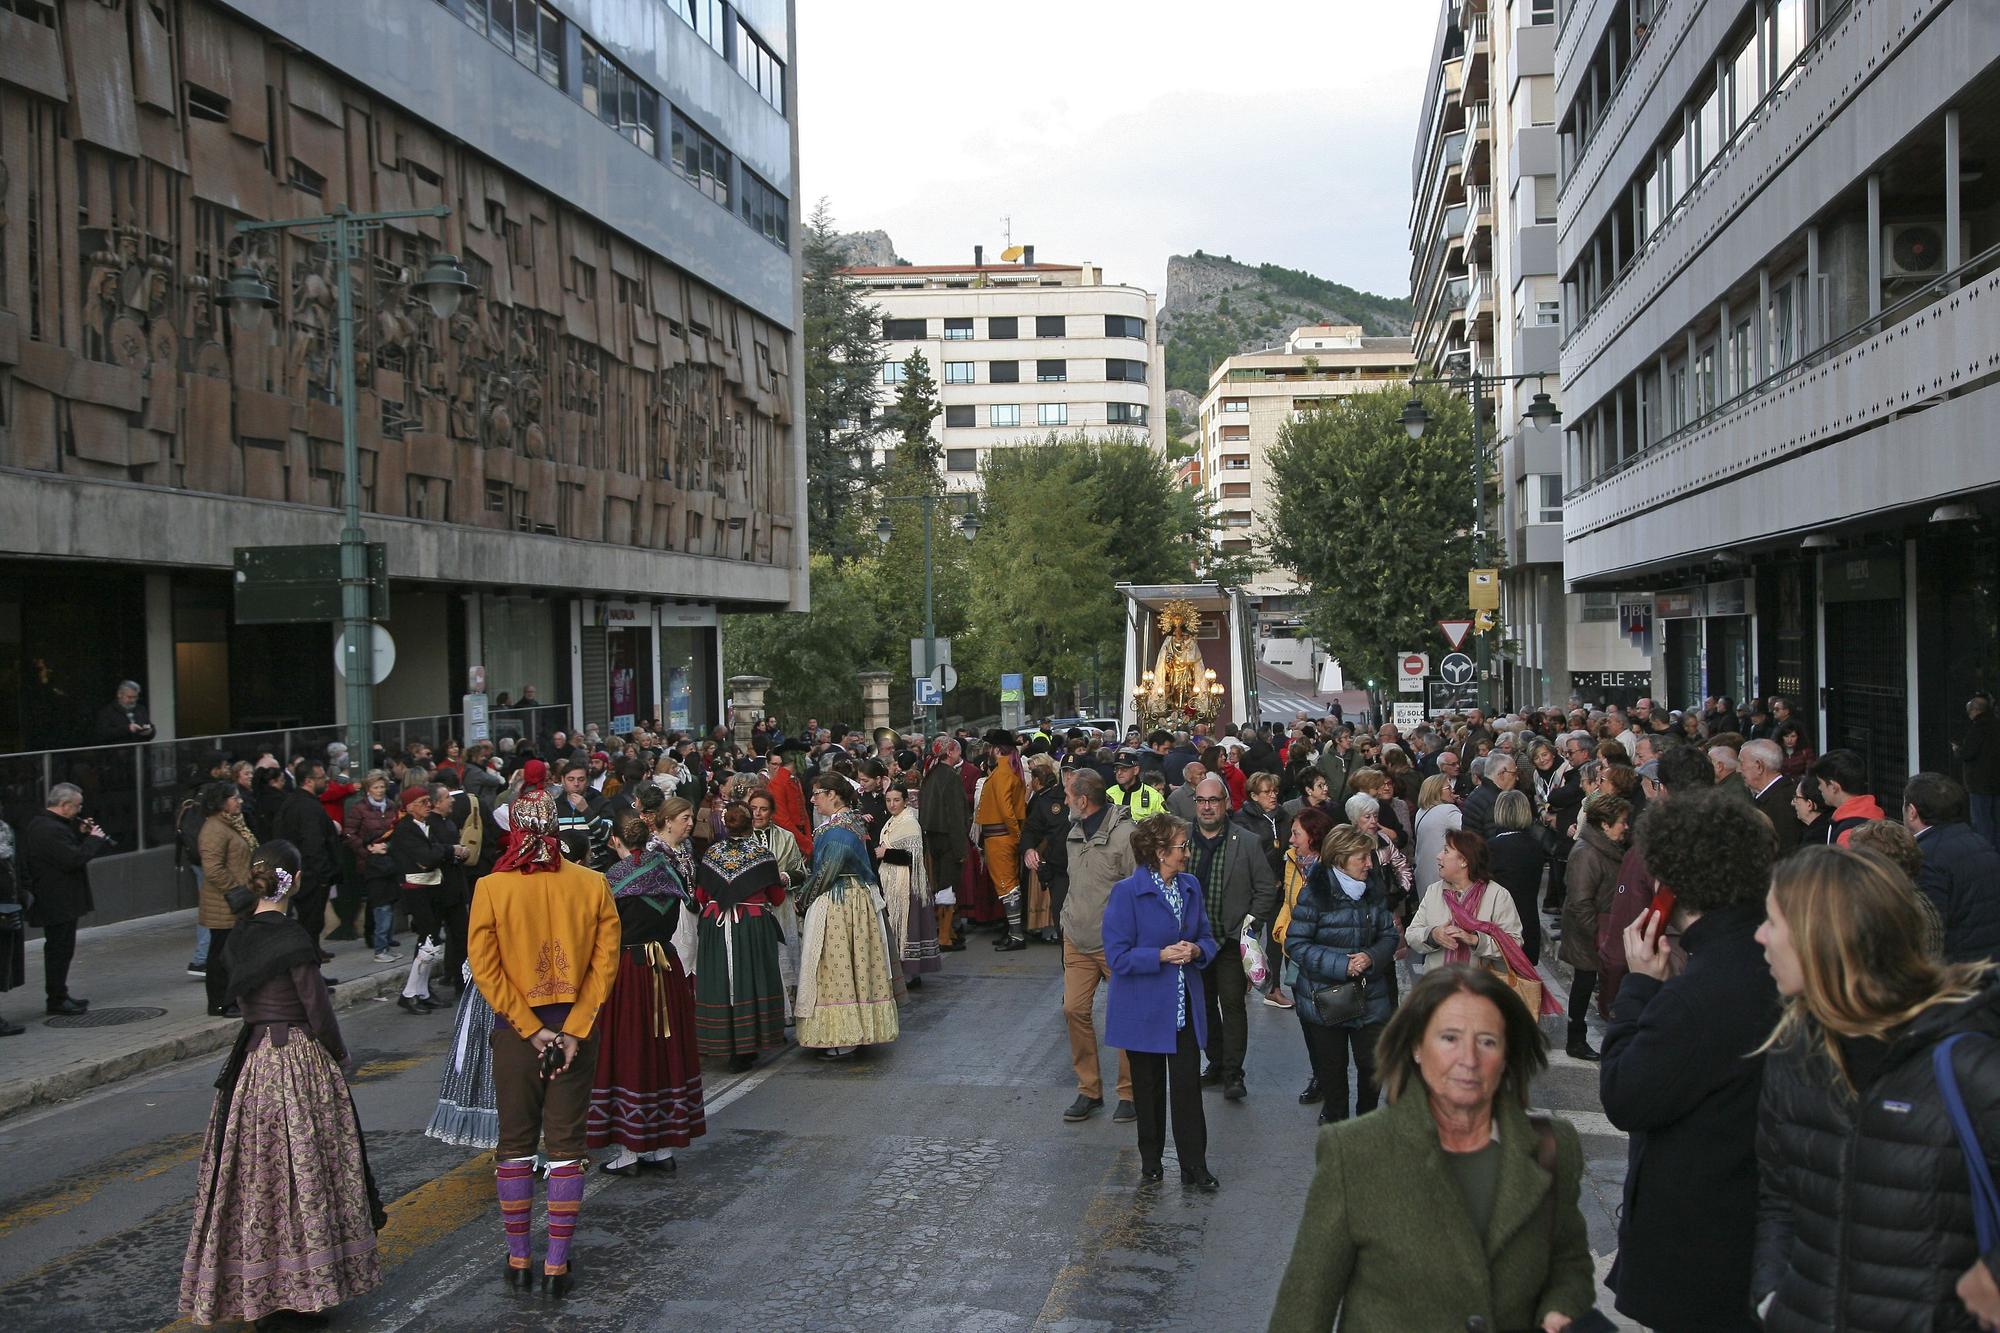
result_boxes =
[1283,863,1399,1029]
[1753,979,2000,1331]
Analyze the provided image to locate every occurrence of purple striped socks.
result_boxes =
[495,1157,535,1269]
[542,1160,585,1276]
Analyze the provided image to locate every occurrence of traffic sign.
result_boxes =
[1438,652,1475,687]
[235,543,389,625]
[914,678,943,708]
[1468,569,1500,610]
[1392,702,1426,731]
[1396,652,1429,694]
[910,638,953,677]
[928,663,959,693]
[1032,675,1049,698]
[1438,619,1474,650]
[334,624,397,685]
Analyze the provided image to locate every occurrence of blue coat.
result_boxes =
[1285,863,1400,1028]
[1102,868,1219,1055]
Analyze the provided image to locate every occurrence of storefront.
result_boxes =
[1569,670,1652,711]
[574,599,720,738]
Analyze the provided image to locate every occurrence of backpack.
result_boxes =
[176,797,205,865]
[456,793,484,863]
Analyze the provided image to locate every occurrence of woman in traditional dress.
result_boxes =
[876,784,940,987]
[796,777,902,1060]
[590,808,705,1175]
[693,802,789,1071]
[424,954,500,1150]
[747,790,809,1017]
[180,840,384,1327]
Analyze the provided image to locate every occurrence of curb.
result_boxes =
[0,964,414,1124]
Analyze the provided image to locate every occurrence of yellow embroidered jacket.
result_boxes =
[467,857,621,1040]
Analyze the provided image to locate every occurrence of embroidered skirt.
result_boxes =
[588,945,706,1152]
[903,881,942,977]
[424,962,498,1150]
[178,1032,381,1325]
[692,911,788,1057]
[795,880,902,1050]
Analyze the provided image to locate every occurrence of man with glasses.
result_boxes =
[1188,776,1277,1101]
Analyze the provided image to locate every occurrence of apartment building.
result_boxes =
[845,251,1166,491]
[1555,0,2000,790]
[1195,327,1415,603]
[1412,0,1649,707]
[0,0,805,757]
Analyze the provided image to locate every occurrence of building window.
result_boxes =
[1221,397,1249,413]
[1219,424,1250,440]
[881,361,907,384]
[945,362,974,384]
[1106,402,1146,426]
[738,169,789,251]
[732,15,786,113]
[1105,357,1146,383]
[1035,315,1066,338]
[1221,482,1252,499]
[1536,301,1561,327]
[943,318,973,341]
[988,316,1018,340]
[989,360,1020,384]
[581,38,657,153]
[944,404,975,428]
[1529,474,1563,524]
[1222,512,1253,528]
[946,448,979,472]
[1036,359,1067,383]
[464,1,564,87]
[990,404,1021,427]
[1222,455,1251,470]
[1529,0,1555,22]
[669,110,732,207]
[570,257,597,301]
[883,317,925,341]
[1105,314,1146,339]
[1038,404,1067,426]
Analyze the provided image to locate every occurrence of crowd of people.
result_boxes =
[3,690,1999,1329]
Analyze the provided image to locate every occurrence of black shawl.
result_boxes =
[221,912,320,1004]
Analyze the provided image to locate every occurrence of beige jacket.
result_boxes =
[1403,878,1524,968]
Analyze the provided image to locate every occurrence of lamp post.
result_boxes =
[1398,366,1563,712]
[876,494,980,726]
[224,205,476,755]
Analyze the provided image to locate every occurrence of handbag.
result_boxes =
[1485,957,1544,1016]
[1933,1033,1999,1253]
[1311,976,1367,1025]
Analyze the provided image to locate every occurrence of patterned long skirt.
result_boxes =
[958,836,1000,923]
[903,884,942,978]
[179,1033,381,1325]
[796,883,901,1050]
[588,946,707,1152]
[424,962,498,1150]
[693,911,788,1057]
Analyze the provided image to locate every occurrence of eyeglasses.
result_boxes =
[1166,842,1190,852]
[1195,796,1226,804]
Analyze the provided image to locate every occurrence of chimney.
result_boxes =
[1023,244,1035,266]
[974,244,984,267]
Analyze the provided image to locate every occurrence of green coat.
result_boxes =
[1269,1090,1598,1332]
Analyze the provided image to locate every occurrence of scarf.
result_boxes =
[1333,867,1369,900]
[1441,882,1563,1017]
[697,837,783,911]
[221,911,319,1003]
[1153,870,1190,1031]
[224,811,259,851]
[1193,826,1227,928]
[607,848,688,901]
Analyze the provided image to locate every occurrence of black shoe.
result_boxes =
[317,950,336,964]
[1298,1076,1322,1105]
[207,1003,240,1018]
[540,1265,574,1298]
[1139,1163,1165,1184]
[940,941,967,952]
[1199,1065,1222,1087]
[321,977,341,988]
[993,935,1028,952]
[503,1261,531,1291]
[598,1159,641,1178]
[906,975,923,989]
[1063,1094,1104,1123]
[639,1154,677,1174]
[0,1017,24,1037]
[45,997,88,1016]
[1180,1168,1221,1192]
[326,926,360,942]
[1223,1077,1247,1102]
[1112,1100,1137,1123]
[1567,1035,1601,1062]
[415,993,447,1011]
[728,1053,757,1073]
[396,995,433,1016]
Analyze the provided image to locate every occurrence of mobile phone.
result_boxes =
[1649,886,1677,921]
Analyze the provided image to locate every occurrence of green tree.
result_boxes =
[1265,385,1480,684]
[721,553,882,722]
[879,350,941,469]
[801,200,887,558]
[868,397,972,714]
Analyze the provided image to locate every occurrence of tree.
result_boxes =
[879,350,941,469]
[722,554,883,723]
[1265,385,1481,683]
[801,201,887,558]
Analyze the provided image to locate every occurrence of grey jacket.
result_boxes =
[1167,784,1199,824]
[1190,819,1281,936]
[1316,744,1350,793]
[1062,802,1136,953]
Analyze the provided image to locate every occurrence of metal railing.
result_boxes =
[0,704,572,856]
[1567,237,2000,500]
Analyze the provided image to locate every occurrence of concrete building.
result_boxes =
[1555,0,2000,790]
[1411,0,1649,708]
[845,252,1166,491]
[1194,325,1415,597]
[0,0,806,769]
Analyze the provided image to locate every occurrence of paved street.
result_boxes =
[0,933,1627,1331]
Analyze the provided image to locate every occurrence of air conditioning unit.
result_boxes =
[1883,221,1947,280]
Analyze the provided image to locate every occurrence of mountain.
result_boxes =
[1160,252,1413,398]
[829,229,902,268]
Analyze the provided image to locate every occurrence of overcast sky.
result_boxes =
[797,1,1438,302]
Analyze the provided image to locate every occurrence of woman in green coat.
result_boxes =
[1269,964,1600,1333]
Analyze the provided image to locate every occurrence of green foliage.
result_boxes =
[721,554,883,723]
[801,201,887,559]
[1265,386,1482,683]
[880,349,942,470]
[1161,254,1415,397]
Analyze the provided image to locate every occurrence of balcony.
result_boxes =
[1465,12,1491,93]
[1464,186,1492,243]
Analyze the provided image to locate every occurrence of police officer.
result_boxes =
[1104,751,1165,818]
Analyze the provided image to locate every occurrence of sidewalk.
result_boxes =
[0,910,418,1122]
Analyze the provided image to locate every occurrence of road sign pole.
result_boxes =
[1471,362,1490,713]
[331,213,374,755]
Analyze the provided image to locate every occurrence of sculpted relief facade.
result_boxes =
[0,0,797,571]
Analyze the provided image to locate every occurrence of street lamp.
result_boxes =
[1399,369,1563,712]
[229,204,476,754]
[877,494,980,726]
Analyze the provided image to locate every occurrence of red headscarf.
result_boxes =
[492,760,560,874]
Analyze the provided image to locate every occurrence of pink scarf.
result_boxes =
[1442,882,1563,1017]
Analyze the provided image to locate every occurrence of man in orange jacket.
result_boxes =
[467,764,621,1297]
[976,729,1030,951]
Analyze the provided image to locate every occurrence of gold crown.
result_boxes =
[1157,599,1203,637]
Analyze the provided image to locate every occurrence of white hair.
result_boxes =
[1484,752,1518,777]
[1344,792,1379,821]
[1740,738,1783,771]
[46,783,83,806]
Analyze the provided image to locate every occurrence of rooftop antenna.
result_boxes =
[1001,215,1012,248]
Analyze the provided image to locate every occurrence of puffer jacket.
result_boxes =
[1753,979,2000,1332]
[1560,819,1624,974]
[1284,863,1399,1029]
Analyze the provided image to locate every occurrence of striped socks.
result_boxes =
[495,1157,535,1269]
[542,1159,585,1276]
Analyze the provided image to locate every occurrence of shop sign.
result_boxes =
[1708,579,1748,616]
[1654,587,1706,619]
[596,600,647,627]
[667,667,691,731]
[1823,549,1903,603]
[1571,671,1653,690]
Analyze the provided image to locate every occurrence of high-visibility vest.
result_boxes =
[1108,783,1164,817]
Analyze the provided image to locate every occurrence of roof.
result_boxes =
[840,263,1083,275]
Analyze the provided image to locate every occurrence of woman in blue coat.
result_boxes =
[1103,813,1221,1191]
[1286,823,1402,1125]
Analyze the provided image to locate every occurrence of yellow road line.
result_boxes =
[0,1133,202,1241]
[1033,1150,1139,1327]
[349,1053,433,1082]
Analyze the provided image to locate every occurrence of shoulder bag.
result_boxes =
[1934,1033,1999,1254]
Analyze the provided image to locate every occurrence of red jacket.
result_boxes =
[766,762,813,858]
[319,780,357,832]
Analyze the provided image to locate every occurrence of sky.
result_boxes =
[796,0,1439,302]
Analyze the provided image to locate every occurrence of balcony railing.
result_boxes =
[0,705,574,856]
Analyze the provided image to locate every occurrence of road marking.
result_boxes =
[1032,1152,1134,1327]
[349,1053,433,1082]
[0,1132,201,1240]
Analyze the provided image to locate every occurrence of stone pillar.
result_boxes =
[728,675,770,747]
[858,671,891,737]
